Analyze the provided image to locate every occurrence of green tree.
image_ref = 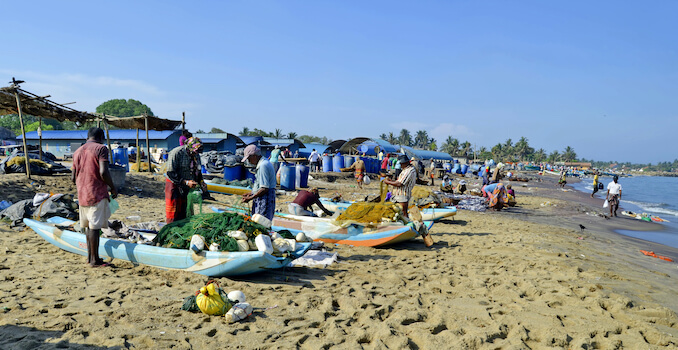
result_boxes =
[210,127,225,133]
[95,99,154,117]
[398,129,412,146]
[273,128,283,139]
[460,141,472,158]
[429,138,437,151]
[239,127,250,136]
[414,130,429,149]
[548,150,561,163]
[562,146,577,162]
[25,121,55,133]
[287,132,298,139]
[534,148,547,162]
[441,136,459,156]
[378,133,387,140]
[0,114,63,135]
[387,132,397,145]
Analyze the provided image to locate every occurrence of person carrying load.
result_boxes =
[165,137,205,223]
[242,145,277,221]
[288,188,333,217]
[346,156,366,189]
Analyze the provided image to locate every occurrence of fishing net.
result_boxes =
[410,186,442,208]
[335,202,404,225]
[154,212,270,251]
[187,190,203,217]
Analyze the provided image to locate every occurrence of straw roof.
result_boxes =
[0,86,182,131]
[0,87,93,123]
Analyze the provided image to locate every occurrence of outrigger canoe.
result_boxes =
[211,207,433,247]
[23,217,311,277]
[318,198,457,222]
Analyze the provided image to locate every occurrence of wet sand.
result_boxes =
[1,170,678,349]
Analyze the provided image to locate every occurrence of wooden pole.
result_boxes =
[38,116,43,161]
[145,115,151,173]
[13,89,31,179]
[182,111,185,131]
[136,128,140,171]
[104,117,112,161]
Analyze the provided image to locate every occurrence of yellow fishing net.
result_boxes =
[336,202,403,225]
[7,157,51,169]
[411,186,432,201]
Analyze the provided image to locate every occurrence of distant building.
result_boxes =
[18,129,182,158]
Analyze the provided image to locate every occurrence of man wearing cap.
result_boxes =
[242,144,277,221]
[383,154,417,218]
[165,137,204,223]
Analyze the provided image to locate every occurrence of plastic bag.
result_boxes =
[190,235,206,253]
[225,302,253,323]
[109,197,119,214]
[196,281,232,316]
[364,175,371,185]
[603,199,609,208]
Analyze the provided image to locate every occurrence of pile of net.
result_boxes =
[155,212,294,252]
[410,186,442,208]
[211,178,253,188]
[335,202,404,225]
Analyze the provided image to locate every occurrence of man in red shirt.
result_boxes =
[288,188,333,217]
[72,128,118,267]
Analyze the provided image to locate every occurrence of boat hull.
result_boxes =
[211,207,432,247]
[205,182,251,195]
[319,199,456,222]
[24,217,311,277]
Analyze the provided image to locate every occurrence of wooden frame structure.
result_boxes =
[0,79,181,178]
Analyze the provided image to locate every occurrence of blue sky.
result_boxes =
[2,1,676,164]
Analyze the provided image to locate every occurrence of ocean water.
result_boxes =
[570,176,678,249]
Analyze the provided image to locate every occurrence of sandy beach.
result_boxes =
[1,170,678,349]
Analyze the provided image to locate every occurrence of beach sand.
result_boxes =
[1,171,678,349]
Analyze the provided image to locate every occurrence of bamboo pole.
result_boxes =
[13,89,31,179]
[182,111,185,131]
[145,114,151,173]
[38,116,43,161]
[104,117,112,161]
[136,128,140,171]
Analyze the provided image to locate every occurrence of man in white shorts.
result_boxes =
[72,128,118,267]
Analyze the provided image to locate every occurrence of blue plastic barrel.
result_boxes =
[295,164,309,188]
[452,164,460,174]
[344,155,354,168]
[443,163,452,172]
[245,168,256,182]
[223,165,243,181]
[461,164,469,174]
[112,148,129,172]
[280,163,296,190]
[332,155,344,172]
[454,159,459,164]
[479,167,486,177]
[370,158,377,173]
[322,155,332,172]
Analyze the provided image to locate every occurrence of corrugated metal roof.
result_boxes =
[18,129,180,140]
[401,146,454,161]
[298,143,330,157]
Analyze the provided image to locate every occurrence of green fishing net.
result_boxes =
[155,212,270,251]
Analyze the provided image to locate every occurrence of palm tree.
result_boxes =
[273,128,283,139]
[502,138,514,161]
[548,150,561,163]
[287,131,298,139]
[562,146,577,162]
[429,138,437,151]
[239,127,250,136]
[534,148,546,162]
[491,143,503,161]
[386,132,397,145]
[514,136,530,161]
[414,130,429,149]
[378,133,387,140]
[460,141,472,158]
[441,136,460,156]
[398,129,412,147]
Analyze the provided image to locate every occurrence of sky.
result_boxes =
[2,1,676,164]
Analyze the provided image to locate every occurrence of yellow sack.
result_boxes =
[196,281,232,316]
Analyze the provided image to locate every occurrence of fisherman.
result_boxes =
[269,145,286,173]
[164,137,204,223]
[606,175,622,217]
[72,127,117,267]
[308,148,320,172]
[345,155,366,189]
[591,170,600,198]
[383,154,417,218]
[242,144,276,221]
[288,188,333,217]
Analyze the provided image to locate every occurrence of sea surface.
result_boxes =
[570,175,678,249]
